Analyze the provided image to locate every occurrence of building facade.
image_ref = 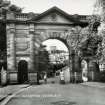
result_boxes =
[4,6,91,84]
[49,46,69,64]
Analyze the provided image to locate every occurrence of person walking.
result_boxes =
[60,69,65,84]
[44,72,47,84]
[37,72,40,85]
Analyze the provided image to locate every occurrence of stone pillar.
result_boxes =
[10,29,16,71]
[28,24,37,84]
[70,50,75,83]
[68,48,72,83]
[86,59,89,81]
[7,24,17,83]
[29,31,35,72]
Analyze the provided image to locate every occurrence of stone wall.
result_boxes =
[6,9,89,83]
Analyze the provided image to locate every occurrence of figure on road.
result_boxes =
[44,72,47,84]
[60,69,65,84]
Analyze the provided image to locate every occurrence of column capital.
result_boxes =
[6,12,15,20]
[29,31,40,36]
[7,23,15,34]
[29,24,34,32]
[9,23,15,29]
[10,29,15,34]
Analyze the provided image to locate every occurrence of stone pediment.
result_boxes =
[36,12,73,24]
[31,6,79,24]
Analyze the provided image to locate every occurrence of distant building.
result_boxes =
[50,46,57,51]
[49,46,69,64]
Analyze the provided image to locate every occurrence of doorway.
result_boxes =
[18,60,28,84]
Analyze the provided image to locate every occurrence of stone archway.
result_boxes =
[43,38,70,80]
[18,60,28,84]
[40,32,71,70]
[88,61,100,81]
[29,28,83,83]
[6,7,89,84]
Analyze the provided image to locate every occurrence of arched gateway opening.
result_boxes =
[42,39,70,83]
[18,60,28,84]
[32,29,83,83]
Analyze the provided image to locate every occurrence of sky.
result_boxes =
[10,0,96,51]
[43,39,68,51]
[10,0,96,15]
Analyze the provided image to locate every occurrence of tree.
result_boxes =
[66,15,102,74]
[9,4,22,13]
[79,15,102,59]
[94,0,105,63]
[0,0,22,15]
[0,0,22,64]
[66,26,87,72]
[37,45,50,73]
[80,35,102,57]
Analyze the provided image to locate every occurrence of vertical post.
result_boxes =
[91,71,94,81]
[86,59,89,81]
[74,72,77,83]
[69,49,72,83]
[71,50,75,83]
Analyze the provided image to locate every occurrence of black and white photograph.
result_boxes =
[0,0,105,105]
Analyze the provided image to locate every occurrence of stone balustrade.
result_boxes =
[73,14,90,22]
[15,13,29,21]
[79,15,90,22]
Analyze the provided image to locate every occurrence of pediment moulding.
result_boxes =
[5,6,89,27]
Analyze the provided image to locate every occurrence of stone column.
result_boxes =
[7,24,17,83]
[86,59,89,81]
[70,50,75,83]
[28,24,37,84]
[10,29,16,71]
[29,31,35,72]
[68,48,72,83]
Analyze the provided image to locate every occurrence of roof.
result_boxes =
[4,6,89,27]
[29,6,88,27]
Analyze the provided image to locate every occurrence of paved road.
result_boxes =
[5,83,105,105]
